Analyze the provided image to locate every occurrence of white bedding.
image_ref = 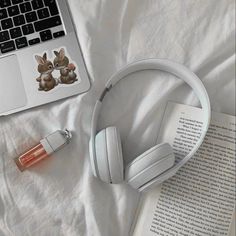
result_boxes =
[0,0,235,235]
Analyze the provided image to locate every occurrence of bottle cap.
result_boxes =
[41,129,72,155]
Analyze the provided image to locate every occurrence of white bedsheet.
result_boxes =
[0,0,235,235]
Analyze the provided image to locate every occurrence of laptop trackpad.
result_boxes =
[0,55,27,114]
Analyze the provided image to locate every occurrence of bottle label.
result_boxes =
[19,144,47,167]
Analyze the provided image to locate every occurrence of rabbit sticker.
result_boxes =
[35,53,58,92]
[53,48,78,84]
[34,48,79,93]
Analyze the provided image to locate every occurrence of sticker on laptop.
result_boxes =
[35,48,79,92]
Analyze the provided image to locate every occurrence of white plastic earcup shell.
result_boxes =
[125,143,175,190]
[95,127,124,184]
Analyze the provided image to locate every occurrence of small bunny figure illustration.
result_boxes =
[35,53,58,91]
[53,48,78,84]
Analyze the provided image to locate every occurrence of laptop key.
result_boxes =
[29,37,40,45]
[53,30,65,38]
[0,9,8,20]
[7,5,20,17]
[22,23,34,35]
[1,18,14,30]
[15,37,28,49]
[32,0,44,10]
[40,29,52,41]
[12,0,24,5]
[0,40,16,53]
[25,11,37,23]
[37,8,50,19]
[44,0,59,16]
[19,2,32,13]
[0,0,11,8]
[34,16,62,32]
[10,27,22,39]
[0,31,10,42]
[13,15,25,26]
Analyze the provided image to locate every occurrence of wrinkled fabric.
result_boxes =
[0,0,235,235]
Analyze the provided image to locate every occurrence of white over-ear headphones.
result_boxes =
[89,59,211,192]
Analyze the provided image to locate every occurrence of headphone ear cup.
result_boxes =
[89,138,98,178]
[95,127,124,184]
[125,143,175,190]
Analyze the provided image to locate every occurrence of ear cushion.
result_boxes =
[95,127,124,184]
[89,138,98,178]
[125,143,175,190]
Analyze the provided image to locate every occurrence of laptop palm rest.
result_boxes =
[0,55,27,114]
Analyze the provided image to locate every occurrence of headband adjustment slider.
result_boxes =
[99,85,113,102]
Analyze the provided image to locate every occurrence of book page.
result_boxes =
[133,102,235,236]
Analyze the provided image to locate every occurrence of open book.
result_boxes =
[132,102,235,236]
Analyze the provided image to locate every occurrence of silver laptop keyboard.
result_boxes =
[0,0,65,54]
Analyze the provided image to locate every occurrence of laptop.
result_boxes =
[0,0,90,116]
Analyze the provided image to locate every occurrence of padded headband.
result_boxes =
[90,59,211,190]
